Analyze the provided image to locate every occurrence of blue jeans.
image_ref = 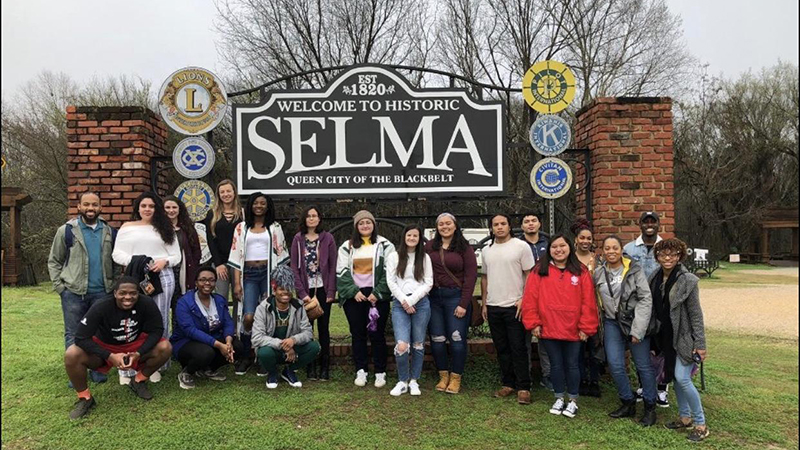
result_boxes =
[243,265,271,315]
[604,319,657,403]
[541,339,582,399]
[428,287,471,375]
[674,357,706,425]
[392,297,431,382]
[61,290,107,349]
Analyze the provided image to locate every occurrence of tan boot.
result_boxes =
[435,371,450,392]
[446,373,462,394]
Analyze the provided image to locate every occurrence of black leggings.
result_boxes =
[308,286,332,360]
[176,340,243,375]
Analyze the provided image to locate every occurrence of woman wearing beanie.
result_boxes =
[424,213,478,394]
[336,210,395,388]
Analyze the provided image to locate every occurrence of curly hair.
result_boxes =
[132,192,175,245]
[569,217,592,237]
[270,265,295,292]
[653,238,688,262]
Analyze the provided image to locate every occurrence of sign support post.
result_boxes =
[548,199,555,236]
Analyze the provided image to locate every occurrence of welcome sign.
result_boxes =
[233,65,505,196]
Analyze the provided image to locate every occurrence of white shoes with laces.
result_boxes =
[390,382,408,396]
[374,372,387,388]
[354,369,368,387]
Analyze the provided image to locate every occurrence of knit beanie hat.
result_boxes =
[353,210,376,227]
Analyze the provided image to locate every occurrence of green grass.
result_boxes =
[2,283,798,450]
[698,263,797,288]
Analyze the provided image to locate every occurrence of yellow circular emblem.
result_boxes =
[159,67,228,136]
[522,60,576,114]
[175,180,216,222]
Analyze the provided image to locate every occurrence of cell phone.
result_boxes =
[692,352,702,364]
[123,355,130,365]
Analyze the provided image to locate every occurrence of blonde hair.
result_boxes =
[210,179,242,236]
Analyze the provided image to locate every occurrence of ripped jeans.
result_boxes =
[428,287,470,375]
[392,297,431,382]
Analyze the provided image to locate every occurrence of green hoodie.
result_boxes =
[336,236,395,305]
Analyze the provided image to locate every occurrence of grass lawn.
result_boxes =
[2,281,798,450]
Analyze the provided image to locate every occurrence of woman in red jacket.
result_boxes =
[521,234,598,419]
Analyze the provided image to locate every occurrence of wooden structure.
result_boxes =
[756,208,799,263]
[2,187,32,285]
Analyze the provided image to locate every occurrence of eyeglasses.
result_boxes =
[196,278,216,284]
[657,253,680,260]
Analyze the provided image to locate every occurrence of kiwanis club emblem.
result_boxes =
[175,180,215,222]
[159,67,228,136]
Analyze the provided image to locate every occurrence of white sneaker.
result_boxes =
[635,387,644,402]
[118,375,132,385]
[354,369,368,387]
[562,400,579,418]
[374,372,387,388]
[390,382,408,396]
[549,398,565,415]
[657,390,670,408]
[409,380,421,396]
[149,370,162,383]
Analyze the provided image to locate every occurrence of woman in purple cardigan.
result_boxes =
[290,205,337,381]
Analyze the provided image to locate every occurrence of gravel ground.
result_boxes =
[700,267,798,338]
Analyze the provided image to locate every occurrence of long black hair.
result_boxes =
[488,213,512,247]
[396,224,426,281]
[244,192,276,229]
[430,215,469,253]
[132,192,175,245]
[163,195,199,243]
[536,233,584,277]
[298,205,325,234]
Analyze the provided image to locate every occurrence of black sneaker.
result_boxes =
[69,397,96,419]
[235,359,252,376]
[687,426,709,442]
[257,364,269,377]
[178,370,196,390]
[656,390,670,408]
[128,379,153,400]
[281,367,302,388]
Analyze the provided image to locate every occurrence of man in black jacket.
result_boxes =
[64,276,172,419]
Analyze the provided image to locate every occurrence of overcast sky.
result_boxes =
[2,0,798,98]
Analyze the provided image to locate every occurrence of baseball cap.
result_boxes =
[639,211,660,222]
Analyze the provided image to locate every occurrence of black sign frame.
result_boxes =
[232,64,506,198]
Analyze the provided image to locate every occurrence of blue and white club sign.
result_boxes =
[173,137,215,179]
[530,157,573,199]
[530,115,571,156]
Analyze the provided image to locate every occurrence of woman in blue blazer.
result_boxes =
[170,267,242,389]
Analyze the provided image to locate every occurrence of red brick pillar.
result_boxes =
[574,97,675,243]
[66,106,169,228]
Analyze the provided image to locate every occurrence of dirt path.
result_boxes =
[700,268,798,338]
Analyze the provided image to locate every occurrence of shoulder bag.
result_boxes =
[440,248,483,327]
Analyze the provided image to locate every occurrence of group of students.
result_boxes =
[49,186,709,441]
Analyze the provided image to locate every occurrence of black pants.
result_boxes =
[176,340,243,375]
[308,286,332,361]
[487,305,532,390]
[343,288,389,373]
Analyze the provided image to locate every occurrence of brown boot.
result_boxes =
[494,386,516,398]
[435,371,450,392]
[517,390,531,405]
[445,373,462,394]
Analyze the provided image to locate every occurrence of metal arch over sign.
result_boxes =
[522,60,576,114]
[159,67,228,136]
[233,64,506,197]
[173,137,215,179]
[530,115,571,156]
[530,157,573,199]
[175,180,215,222]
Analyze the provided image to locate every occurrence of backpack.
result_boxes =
[64,222,118,265]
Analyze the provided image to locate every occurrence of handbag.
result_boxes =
[440,248,483,327]
[304,288,324,321]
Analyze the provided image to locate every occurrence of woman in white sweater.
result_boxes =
[112,192,181,377]
[386,224,433,396]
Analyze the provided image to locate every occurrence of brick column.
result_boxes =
[66,106,169,228]
[574,97,675,243]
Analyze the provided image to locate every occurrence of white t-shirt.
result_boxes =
[482,237,535,308]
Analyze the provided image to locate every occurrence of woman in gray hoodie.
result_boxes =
[594,236,658,426]
[650,238,708,442]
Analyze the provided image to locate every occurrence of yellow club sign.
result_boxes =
[159,67,228,136]
[522,60,576,114]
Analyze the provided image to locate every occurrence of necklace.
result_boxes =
[276,307,290,327]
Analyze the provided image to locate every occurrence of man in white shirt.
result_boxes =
[481,214,535,405]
